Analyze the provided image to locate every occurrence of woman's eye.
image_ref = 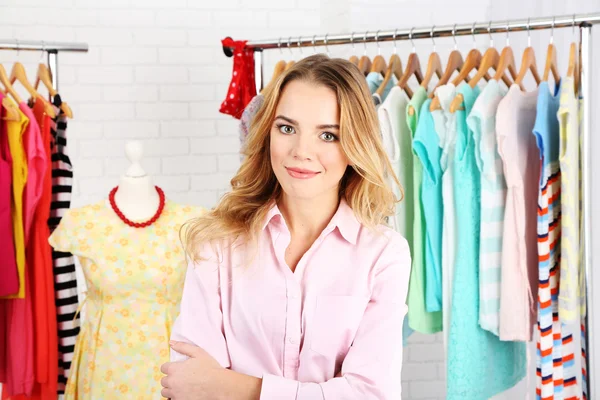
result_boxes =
[320,132,338,142]
[278,124,295,135]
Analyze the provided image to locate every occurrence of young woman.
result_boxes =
[160,54,411,400]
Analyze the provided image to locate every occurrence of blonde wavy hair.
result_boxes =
[183,54,402,261]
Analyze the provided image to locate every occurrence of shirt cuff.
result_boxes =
[260,374,299,400]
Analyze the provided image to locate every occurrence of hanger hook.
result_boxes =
[297,36,303,55]
[409,27,415,53]
[350,32,355,52]
[363,31,368,55]
[278,37,282,54]
[324,33,330,56]
[471,22,477,49]
[40,40,46,63]
[375,30,381,56]
[312,34,317,54]
[393,28,398,55]
[288,36,293,55]
[506,20,510,46]
[572,14,576,39]
[430,25,436,52]
[550,17,555,45]
[527,17,531,47]
[452,23,458,50]
[488,21,493,47]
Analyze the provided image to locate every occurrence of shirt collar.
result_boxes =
[262,199,360,245]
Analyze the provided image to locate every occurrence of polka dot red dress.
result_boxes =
[219,38,257,119]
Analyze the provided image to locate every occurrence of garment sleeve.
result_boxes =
[259,234,411,400]
[170,244,231,369]
[48,209,77,253]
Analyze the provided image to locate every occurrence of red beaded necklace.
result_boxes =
[108,186,166,228]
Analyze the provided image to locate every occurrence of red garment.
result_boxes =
[0,93,18,296]
[219,38,256,119]
[3,101,58,400]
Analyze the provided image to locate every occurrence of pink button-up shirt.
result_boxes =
[170,200,411,399]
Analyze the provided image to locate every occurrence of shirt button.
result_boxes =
[289,337,296,344]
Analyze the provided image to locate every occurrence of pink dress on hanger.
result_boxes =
[19,102,46,243]
[0,92,19,296]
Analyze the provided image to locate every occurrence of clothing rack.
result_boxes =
[0,39,89,92]
[223,12,599,398]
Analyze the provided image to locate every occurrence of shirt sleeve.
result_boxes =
[260,234,411,400]
[48,209,77,253]
[170,244,231,369]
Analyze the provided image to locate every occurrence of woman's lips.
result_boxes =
[285,167,321,179]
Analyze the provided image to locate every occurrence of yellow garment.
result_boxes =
[1,106,29,299]
[48,200,205,399]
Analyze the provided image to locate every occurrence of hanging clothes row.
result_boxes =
[0,60,78,399]
[232,25,587,399]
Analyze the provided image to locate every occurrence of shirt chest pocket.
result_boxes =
[309,295,370,357]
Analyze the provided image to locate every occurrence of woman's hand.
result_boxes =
[160,341,224,400]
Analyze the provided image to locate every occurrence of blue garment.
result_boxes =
[447,83,526,400]
[365,72,396,102]
[412,99,443,312]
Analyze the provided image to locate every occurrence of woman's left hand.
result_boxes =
[160,341,224,400]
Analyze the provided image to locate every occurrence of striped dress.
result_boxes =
[533,81,579,400]
[466,80,506,335]
[48,94,80,393]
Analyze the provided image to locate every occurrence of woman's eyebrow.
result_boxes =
[274,115,339,130]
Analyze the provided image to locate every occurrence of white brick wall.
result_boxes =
[1,0,598,399]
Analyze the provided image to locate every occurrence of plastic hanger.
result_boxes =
[514,18,541,87]
[397,27,423,99]
[493,20,522,89]
[376,30,403,98]
[349,32,359,66]
[429,24,465,110]
[357,31,372,76]
[542,17,560,84]
[420,25,443,90]
[370,30,387,76]
[10,62,56,118]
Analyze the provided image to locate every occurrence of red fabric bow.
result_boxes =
[219,38,257,119]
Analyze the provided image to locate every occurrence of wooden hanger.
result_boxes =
[0,67,21,122]
[370,31,387,76]
[567,42,579,95]
[469,24,512,88]
[376,54,402,98]
[0,64,23,104]
[10,62,56,118]
[542,18,560,84]
[34,63,73,118]
[429,25,466,111]
[445,44,484,113]
[514,19,541,87]
[357,31,372,76]
[493,46,521,90]
[349,32,359,66]
[397,28,423,100]
[421,27,443,90]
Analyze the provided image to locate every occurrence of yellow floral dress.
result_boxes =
[48,199,205,399]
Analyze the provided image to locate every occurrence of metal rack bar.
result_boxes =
[223,12,600,52]
[0,40,88,91]
[0,40,88,53]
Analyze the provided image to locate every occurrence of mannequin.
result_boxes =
[112,140,160,221]
[48,139,206,400]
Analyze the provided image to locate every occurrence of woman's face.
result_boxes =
[270,80,349,202]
